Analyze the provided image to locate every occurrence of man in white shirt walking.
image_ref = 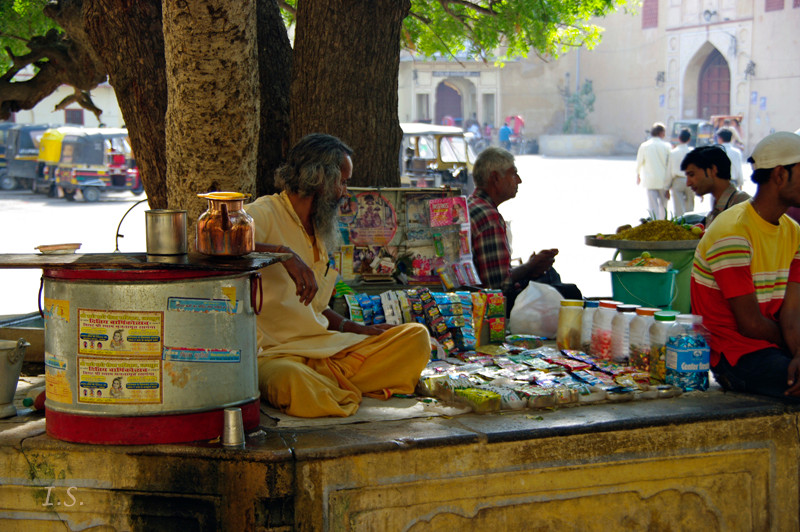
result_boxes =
[636,122,672,219]
[667,128,695,217]
[718,127,744,189]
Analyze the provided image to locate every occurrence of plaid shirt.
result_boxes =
[468,188,513,291]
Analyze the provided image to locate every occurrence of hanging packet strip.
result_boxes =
[370,295,386,324]
[429,197,455,227]
[344,294,365,324]
[485,290,506,317]
[380,291,404,325]
[355,293,374,325]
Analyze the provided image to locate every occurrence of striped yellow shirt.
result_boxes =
[691,201,800,365]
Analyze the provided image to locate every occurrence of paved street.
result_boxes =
[0,189,148,316]
[0,155,756,316]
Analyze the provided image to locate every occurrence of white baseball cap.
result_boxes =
[748,131,800,170]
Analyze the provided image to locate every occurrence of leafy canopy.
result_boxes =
[0,0,60,70]
[280,0,626,62]
[403,0,625,62]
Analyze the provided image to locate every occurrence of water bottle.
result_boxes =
[557,299,584,350]
[628,307,659,372]
[590,300,620,360]
[610,304,639,364]
[580,300,599,354]
[649,310,680,381]
[666,314,710,391]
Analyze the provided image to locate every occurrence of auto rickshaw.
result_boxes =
[0,122,18,190]
[670,119,715,148]
[2,123,54,191]
[670,114,744,149]
[399,122,476,196]
[54,128,137,202]
[34,126,85,196]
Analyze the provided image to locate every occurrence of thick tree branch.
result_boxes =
[0,2,107,121]
[440,0,496,16]
[276,0,295,16]
[407,9,467,65]
[54,89,102,122]
[437,0,476,36]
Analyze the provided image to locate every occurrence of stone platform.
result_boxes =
[1,375,798,531]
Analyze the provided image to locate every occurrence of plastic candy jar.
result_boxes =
[666,314,710,391]
[610,304,640,363]
[557,299,584,350]
[649,310,680,381]
[590,300,621,360]
[628,307,660,372]
[580,300,599,354]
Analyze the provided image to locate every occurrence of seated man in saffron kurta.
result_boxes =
[244,133,431,417]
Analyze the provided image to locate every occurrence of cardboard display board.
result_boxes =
[335,187,479,286]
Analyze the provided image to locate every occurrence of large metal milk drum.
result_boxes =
[42,268,261,444]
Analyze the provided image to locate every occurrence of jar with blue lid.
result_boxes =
[665,314,710,391]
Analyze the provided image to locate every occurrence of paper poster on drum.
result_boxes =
[77,309,163,357]
[43,298,70,323]
[44,352,71,404]
[77,357,162,404]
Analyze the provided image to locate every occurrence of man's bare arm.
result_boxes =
[727,292,784,346]
[779,282,800,394]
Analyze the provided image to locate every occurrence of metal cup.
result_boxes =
[222,407,245,447]
[145,210,188,255]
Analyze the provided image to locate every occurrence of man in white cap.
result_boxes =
[691,131,800,401]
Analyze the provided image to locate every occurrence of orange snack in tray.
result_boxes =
[625,257,671,267]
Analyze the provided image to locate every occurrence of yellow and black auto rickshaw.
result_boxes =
[34,126,85,196]
[399,122,476,196]
[54,128,140,202]
[2,123,53,191]
[0,121,18,190]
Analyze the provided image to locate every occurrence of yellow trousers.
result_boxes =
[258,322,431,418]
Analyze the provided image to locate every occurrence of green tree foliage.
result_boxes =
[279,0,624,61]
[0,0,60,70]
[403,0,624,61]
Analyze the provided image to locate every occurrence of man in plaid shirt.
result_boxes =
[468,147,581,311]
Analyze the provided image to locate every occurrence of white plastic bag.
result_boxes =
[508,281,564,338]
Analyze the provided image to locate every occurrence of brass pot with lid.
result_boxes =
[196,192,255,256]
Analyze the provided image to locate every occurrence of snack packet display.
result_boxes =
[380,291,403,325]
[344,294,365,324]
[355,293,374,325]
[471,292,488,345]
[505,334,545,349]
[455,388,502,413]
[475,383,526,410]
[486,290,506,317]
[489,317,506,343]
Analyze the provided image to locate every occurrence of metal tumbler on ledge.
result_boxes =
[145,209,188,255]
[222,407,245,447]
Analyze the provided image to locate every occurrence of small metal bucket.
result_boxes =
[0,338,29,418]
[145,210,188,255]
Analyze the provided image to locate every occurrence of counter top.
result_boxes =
[0,251,290,272]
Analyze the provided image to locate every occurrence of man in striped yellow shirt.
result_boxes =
[691,132,800,400]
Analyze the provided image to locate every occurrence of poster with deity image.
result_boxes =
[347,192,398,246]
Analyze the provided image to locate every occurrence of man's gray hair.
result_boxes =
[472,147,515,189]
[275,133,353,196]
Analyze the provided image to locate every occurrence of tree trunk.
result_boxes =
[291,0,409,187]
[255,0,292,197]
[162,0,260,239]
[82,0,168,208]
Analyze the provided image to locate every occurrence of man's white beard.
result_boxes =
[313,188,343,252]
